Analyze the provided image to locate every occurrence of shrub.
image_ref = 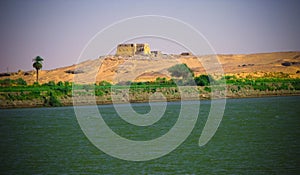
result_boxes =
[57,81,63,86]
[95,89,104,96]
[204,86,211,92]
[0,78,27,86]
[43,81,56,86]
[55,86,69,95]
[279,83,289,90]
[44,91,61,107]
[253,83,268,91]
[64,81,70,87]
[291,80,300,90]
[155,77,167,84]
[98,81,112,86]
[29,90,41,98]
[15,78,27,86]
[0,78,12,86]
[168,64,194,78]
[194,75,210,86]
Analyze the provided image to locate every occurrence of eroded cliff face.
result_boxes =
[1,51,300,85]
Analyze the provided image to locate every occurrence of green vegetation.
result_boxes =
[168,64,195,85]
[0,79,71,107]
[194,75,215,86]
[0,78,27,86]
[1,66,300,108]
[222,75,300,91]
[44,91,62,107]
[168,64,194,78]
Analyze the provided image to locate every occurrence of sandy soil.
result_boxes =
[2,51,300,84]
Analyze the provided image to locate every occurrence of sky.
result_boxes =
[0,0,300,72]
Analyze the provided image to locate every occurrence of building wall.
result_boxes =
[116,43,150,56]
[116,44,136,56]
[139,43,151,55]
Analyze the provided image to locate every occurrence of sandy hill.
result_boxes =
[1,51,300,85]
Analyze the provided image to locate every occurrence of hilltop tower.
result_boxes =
[116,43,151,56]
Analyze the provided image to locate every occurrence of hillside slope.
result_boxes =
[1,51,300,84]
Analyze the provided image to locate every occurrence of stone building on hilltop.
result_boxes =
[116,43,151,56]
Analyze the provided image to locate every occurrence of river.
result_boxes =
[0,96,299,174]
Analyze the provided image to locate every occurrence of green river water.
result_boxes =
[0,96,299,174]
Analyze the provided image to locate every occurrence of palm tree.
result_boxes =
[32,56,44,84]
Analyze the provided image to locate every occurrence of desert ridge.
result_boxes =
[1,51,300,85]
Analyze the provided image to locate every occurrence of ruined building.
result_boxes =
[116,43,151,56]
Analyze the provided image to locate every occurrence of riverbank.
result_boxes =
[1,86,300,109]
[1,72,300,109]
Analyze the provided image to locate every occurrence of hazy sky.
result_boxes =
[0,0,299,72]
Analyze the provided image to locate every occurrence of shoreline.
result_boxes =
[1,92,300,109]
